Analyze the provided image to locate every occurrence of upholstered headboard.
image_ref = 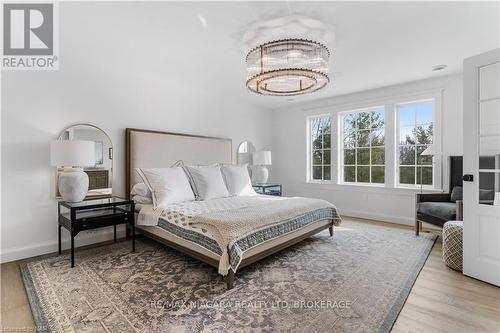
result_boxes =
[125,128,232,197]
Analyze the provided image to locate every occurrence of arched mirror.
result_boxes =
[237,141,255,165]
[56,124,113,199]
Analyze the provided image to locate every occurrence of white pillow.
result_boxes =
[131,195,153,205]
[220,165,256,196]
[184,165,229,200]
[130,182,152,198]
[136,167,195,208]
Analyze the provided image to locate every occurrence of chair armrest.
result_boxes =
[456,200,463,220]
[416,193,451,203]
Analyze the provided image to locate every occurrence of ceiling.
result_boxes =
[63,1,499,110]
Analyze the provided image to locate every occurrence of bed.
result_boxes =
[126,128,341,289]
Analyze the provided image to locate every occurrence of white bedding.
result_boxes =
[136,195,296,251]
[137,195,283,229]
[136,195,341,274]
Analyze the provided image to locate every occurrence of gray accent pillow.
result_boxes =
[450,186,463,202]
[451,186,494,202]
[480,189,494,201]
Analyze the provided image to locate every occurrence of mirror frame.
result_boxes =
[236,140,256,165]
[55,123,114,199]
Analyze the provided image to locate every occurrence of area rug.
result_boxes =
[21,221,436,333]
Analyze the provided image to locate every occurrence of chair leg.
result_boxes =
[415,219,420,236]
[329,226,334,237]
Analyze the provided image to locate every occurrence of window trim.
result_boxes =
[338,106,386,185]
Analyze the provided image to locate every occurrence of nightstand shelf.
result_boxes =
[58,196,135,267]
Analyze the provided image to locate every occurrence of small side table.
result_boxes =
[252,183,282,196]
[58,197,135,267]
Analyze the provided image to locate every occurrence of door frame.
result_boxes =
[463,48,500,286]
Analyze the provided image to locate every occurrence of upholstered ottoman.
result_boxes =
[442,220,463,272]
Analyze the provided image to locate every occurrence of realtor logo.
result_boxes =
[2,2,58,70]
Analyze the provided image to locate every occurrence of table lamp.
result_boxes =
[51,140,95,202]
[252,151,272,184]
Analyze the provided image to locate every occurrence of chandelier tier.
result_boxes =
[246,39,330,96]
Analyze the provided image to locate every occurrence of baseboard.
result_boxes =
[1,226,127,264]
[339,209,414,226]
[340,209,442,231]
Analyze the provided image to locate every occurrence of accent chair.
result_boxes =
[415,156,463,235]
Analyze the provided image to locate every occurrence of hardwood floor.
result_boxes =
[1,218,499,332]
[1,260,35,329]
[392,240,500,333]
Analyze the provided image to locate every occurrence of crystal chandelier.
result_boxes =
[246,39,330,96]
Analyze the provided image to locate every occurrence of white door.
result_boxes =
[463,48,500,286]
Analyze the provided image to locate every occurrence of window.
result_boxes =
[397,100,434,186]
[309,115,331,181]
[305,92,440,189]
[340,108,385,184]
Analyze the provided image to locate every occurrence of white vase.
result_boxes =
[58,168,89,202]
[251,165,269,184]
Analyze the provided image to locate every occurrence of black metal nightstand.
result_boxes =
[58,197,135,267]
[252,183,282,196]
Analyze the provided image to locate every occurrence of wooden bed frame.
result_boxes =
[125,128,334,289]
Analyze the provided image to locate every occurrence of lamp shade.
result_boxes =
[421,145,442,156]
[50,140,95,167]
[253,151,272,165]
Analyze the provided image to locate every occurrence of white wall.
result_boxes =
[1,79,272,264]
[0,3,273,262]
[270,74,463,226]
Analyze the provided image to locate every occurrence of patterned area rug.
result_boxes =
[21,221,436,333]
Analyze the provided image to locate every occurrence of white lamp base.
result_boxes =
[251,165,269,184]
[58,168,89,202]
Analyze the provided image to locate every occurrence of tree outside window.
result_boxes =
[310,116,331,181]
[341,109,385,184]
[398,101,434,186]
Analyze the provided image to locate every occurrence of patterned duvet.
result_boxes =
[137,195,341,274]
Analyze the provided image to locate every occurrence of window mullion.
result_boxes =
[385,103,396,188]
[414,107,418,186]
[355,130,358,182]
[369,124,372,183]
[332,114,338,184]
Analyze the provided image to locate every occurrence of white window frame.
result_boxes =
[395,97,442,189]
[303,88,443,191]
[338,106,386,185]
[307,114,333,182]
